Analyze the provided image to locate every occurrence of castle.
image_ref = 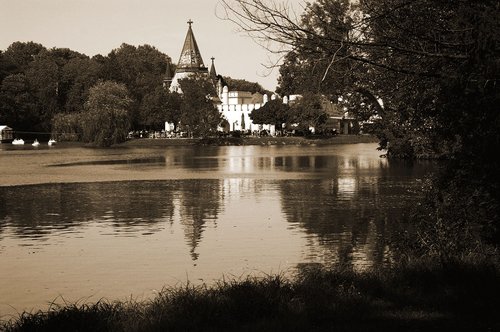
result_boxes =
[164,20,276,135]
[164,20,357,135]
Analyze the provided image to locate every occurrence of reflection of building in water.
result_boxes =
[337,177,357,198]
[225,146,258,174]
[177,180,223,260]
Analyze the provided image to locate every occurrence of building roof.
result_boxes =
[176,20,207,73]
[0,125,12,131]
[209,57,217,83]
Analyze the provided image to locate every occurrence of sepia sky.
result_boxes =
[0,0,305,91]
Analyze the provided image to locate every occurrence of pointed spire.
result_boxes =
[209,57,217,83]
[176,20,206,72]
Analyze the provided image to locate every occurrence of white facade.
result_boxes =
[217,87,275,134]
[0,125,13,142]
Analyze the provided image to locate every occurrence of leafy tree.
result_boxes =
[2,42,46,74]
[221,0,500,253]
[139,86,182,130]
[102,44,169,127]
[25,53,60,131]
[22,47,97,130]
[178,77,221,138]
[250,98,291,134]
[1,41,174,134]
[290,93,328,132]
[0,73,38,131]
[223,76,272,95]
[61,56,103,114]
[221,0,499,157]
[51,112,82,141]
[0,51,15,83]
[81,81,132,146]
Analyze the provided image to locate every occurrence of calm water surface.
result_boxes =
[0,143,433,317]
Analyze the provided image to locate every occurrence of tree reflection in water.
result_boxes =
[0,151,430,268]
[0,180,224,260]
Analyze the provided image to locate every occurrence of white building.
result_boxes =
[217,87,276,134]
[0,125,13,142]
[164,20,209,94]
[165,20,280,135]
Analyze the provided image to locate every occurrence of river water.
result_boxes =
[0,142,432,317]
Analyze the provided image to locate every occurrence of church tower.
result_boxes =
[169,20,209,93]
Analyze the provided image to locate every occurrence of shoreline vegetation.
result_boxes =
[0,136,380,188]
[1,135,499,331]
[2,261,498,331]
[119,134,379,148]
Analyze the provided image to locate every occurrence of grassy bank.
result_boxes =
[3,260,499,332]
[120,134,378,148]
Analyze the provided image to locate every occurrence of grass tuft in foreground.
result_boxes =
[2,261,499,331]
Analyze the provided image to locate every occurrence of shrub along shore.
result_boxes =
[2,134,498,331]
[2,260,499,332]
[121,134,379,147]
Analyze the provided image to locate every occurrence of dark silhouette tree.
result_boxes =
[250,98,291,134]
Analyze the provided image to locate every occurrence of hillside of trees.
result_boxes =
[0,42,268,145]
[0,42,170,135]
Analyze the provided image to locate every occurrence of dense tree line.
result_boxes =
[250,93,327,134]
[0,42,168,134]
[222,0,500,258]
[0,41,277,144]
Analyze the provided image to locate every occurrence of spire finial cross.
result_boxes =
[187,19,193,27]
[211,57,215,63]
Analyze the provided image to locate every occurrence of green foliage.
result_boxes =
[139,87,182,130]
[289,93,328,132]
[250,99,291,134]
[51,113,82,141]
[0,41,171,133]
[223,76,272,95]
[81,81,132,146]
[3,263,499,331]
[0,73,38,131]
[50,81,132,147]
[179,77,221,138]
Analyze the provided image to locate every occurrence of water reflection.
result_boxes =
[277,157,428,271]
[0,181,223,259]
[177,180,223,260]
[0,144,436,316]
[0,145,431,268]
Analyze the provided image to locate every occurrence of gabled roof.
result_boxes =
[0,125,12,131]
[176,20,207,72]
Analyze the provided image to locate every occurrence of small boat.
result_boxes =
[12,138,24,145]
[48,139,57,146]
[32,139,40,147]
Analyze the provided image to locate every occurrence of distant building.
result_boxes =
[167,20,209,94]
[164,21,356,135]
[164,20,276,133]
[217,87,274,133]
[0,125,13,142]
[321,98,358,134]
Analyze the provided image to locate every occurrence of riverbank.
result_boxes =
[2,260,498,331]
[120,134,378,147]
